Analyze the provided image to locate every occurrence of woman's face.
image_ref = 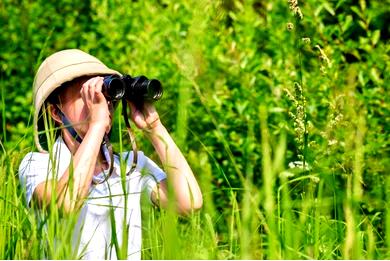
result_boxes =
[56,76,114,138]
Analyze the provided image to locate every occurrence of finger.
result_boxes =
[87,82,95,103]
[133,112,144,124]
[89,77,105,103]
[81,79,92,103]
[94,91,107,104]
[88,76,99,90]
[83,77,96,90]
[94,77,104,93]
[90,77,103,103]
[83,77,97,93]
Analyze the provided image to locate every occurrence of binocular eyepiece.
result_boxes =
[102,74,163,105]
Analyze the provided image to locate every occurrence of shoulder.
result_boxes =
[19,137,71,176]
[19,151,50,172]
[18,151,51,189]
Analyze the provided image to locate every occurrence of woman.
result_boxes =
[19,49,202,259]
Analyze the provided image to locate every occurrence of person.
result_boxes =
[18,49,203,259]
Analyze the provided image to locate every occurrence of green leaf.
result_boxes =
[236,101,249,115]
[228,11,237,21]
[314,5,323,17]
[323,3,335,16]
[342,15,353,32]
[358,20,367,30]
[351,6,363,19]
[370,67,382,84]
[359,0,366,12]
[371,30,381,46]
[336,0,348,9]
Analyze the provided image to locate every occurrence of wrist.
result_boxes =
[146,123,178,160]
[88,121,109,135]
[145,121,167,139]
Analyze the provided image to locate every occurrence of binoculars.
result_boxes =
[102,74,163,105]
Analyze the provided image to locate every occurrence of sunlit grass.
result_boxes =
[0,91,387,259]
[1,0,388,259]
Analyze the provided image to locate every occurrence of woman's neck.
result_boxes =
[61,131,109,174]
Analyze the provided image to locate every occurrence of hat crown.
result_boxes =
[33,49,106,96]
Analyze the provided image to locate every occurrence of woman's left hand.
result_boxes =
[128,101,203,215]
[127,101,161,131]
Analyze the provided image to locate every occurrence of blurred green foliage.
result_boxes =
[0,0,389,258]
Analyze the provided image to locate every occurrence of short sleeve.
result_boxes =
[19,144,70,206]
[137,153,167,200]
[19,152,52,205]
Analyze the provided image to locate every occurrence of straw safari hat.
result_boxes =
[33,49,121,152]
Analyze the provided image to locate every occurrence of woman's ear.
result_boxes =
[48,104,63,125]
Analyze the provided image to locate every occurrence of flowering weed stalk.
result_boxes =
[285,0,309,167]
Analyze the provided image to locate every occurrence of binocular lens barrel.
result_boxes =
[146,79,163,100]
[103,75,163,104]
[103,76,126,100]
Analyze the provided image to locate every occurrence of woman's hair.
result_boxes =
[46,84,67,105]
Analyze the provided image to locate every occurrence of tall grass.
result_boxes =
[1,0,388,259]
[0,88,386,259]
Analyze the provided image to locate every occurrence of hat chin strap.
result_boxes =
[57,109,83,144]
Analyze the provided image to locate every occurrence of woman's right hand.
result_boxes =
[80,76,112,134]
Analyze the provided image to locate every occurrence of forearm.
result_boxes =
[147,123,203,212]
[36,125,105,213]
[59,126,105,211]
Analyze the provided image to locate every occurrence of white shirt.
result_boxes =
[18,137,166,260]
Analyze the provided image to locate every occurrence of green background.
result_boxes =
[0,0,389,259]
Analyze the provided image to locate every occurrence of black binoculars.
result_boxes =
[102,74,163,105]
